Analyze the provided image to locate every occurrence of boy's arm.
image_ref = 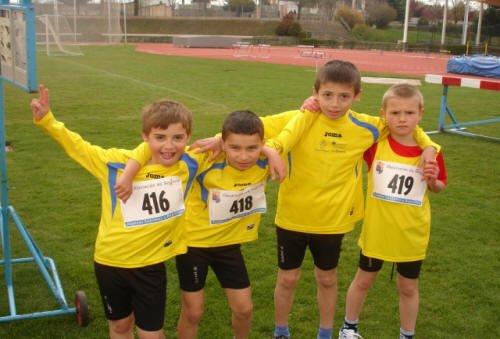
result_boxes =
[261,110,300,139]
[114,142,152,203]
[188,136,222,161]
[261,146,286,183]
[413,126,441,167]
[32,85,125,178]
[424,151,447,193]
[266,109,318,155]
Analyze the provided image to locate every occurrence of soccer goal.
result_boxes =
[36,14,83,56]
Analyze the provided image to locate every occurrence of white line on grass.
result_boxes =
[58,58,229,110]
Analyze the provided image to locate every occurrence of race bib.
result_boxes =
[371,160,427,206]
[208,182,266,225]
[120,176,185,227]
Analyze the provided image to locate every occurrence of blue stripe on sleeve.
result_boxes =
[179,153,199,200]
[287,152,292,177]
[198,160,227,205]
[349,113,379,144]
[256,158,268,169]
[107,162,126,218]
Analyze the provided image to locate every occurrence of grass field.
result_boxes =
[0,44,499,338]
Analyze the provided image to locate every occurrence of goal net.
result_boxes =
[36,14,83,56]
[34,0,125,55]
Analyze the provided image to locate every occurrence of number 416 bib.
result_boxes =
[208,181,266,225]
[120,176,185,228]
[371,160,427,206]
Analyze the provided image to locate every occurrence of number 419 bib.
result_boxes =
[208,181,266,225]
[372,160,427,206]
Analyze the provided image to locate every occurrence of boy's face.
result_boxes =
[313,81,361,120]
[382,97,423,138]
[222,133,264,171]
[142,123,191,167]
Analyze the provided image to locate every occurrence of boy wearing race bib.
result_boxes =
[31,85,203,339]
[338,84,447,339]
[189,60,441,339]
[119,110,284,339]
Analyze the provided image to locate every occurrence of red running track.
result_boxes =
[131,43,470,78]
[132,43,500,83]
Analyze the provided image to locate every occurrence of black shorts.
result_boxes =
[94,262,166,331]
[358,252,423,279]
[176,245,250,292]
[276,226,344,271]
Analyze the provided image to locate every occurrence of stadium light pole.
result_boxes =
[475,3,483,45]
[402,0,410,44]
[123,0,128,43]
[441,0,448,45]
[461,0,470,45]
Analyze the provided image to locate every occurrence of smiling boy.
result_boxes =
[31,86,201,339]
[118,110,285,339]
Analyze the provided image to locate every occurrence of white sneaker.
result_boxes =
[338,326,363,339]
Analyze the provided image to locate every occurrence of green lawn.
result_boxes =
[0,44,499,338]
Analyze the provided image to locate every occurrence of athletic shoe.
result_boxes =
[273,336,290,339]
[338,325,363,339]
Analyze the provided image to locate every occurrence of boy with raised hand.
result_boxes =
[31,85,203,339]
[118,110,285,339]
[337,84,447,339]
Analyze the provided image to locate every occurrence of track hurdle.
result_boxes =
[0,0,89,326]
[425,74,500,142]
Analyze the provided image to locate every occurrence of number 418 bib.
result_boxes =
[371,160,427,206]
[208,181,266,225]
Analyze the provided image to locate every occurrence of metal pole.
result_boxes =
[0,79,16,316]
[402,0,410,44]
[441,0,448,45]
[123,0,127,43]
[476,3,483,45]
[107,0,112,44]
[461,0,469,45]
[73,0,77,43]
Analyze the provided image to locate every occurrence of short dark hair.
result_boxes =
[142,99,192,136]
[314,59,361,94]
[221,110,264,140]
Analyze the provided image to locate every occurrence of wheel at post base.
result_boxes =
[75,290,90,327]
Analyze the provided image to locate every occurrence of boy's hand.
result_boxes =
[31,85,50,121]
[418,146,436,180]
[262,146,286,183]
[423,159,439,185]
[300,96,320,113]
[189,136,223,161]
[114,175,133,203]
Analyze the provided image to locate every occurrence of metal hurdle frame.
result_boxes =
[0,0,88,325]
[425,74,500,142]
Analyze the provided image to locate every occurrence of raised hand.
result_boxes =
[30,85,50,121]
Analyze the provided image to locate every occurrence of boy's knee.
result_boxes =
[278,270,300,289]
[137,328,165,339]
[233,302,253,320]
[109,316,134,335]
[353,276,375,291]
[397,281,418,298]
[182,306,204,325]
[315,269,337,288]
